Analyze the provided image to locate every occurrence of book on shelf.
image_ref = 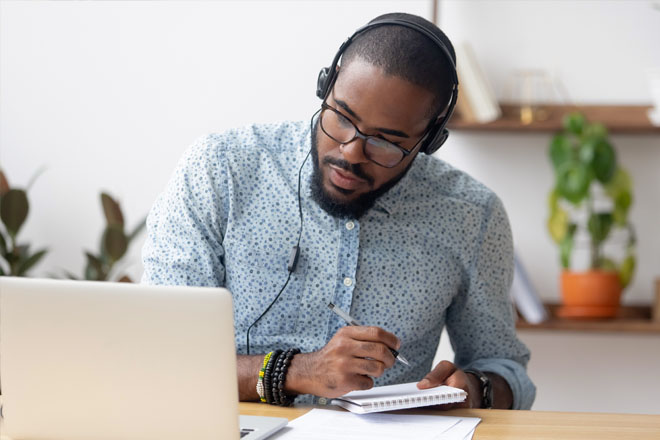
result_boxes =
[511,252,548,324]
[454,42,501,124]
[331,382,466,414]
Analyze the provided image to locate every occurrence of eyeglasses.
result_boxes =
[319,103,427,168]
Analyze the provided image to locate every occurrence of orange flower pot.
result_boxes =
[558,270,622,318]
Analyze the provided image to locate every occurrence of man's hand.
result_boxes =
[416,360,482,409]
[285,326,400,398]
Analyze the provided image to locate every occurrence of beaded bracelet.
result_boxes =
[263,349,282,405]
[257,351,273,403]
[270,348,300,407]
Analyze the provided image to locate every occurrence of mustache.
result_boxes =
[322,156,374,186]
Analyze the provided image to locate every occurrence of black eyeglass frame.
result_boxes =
[319,102,432,168]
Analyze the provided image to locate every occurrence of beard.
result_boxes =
[309,120,414,219]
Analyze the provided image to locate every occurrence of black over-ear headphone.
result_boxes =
[316,18,459,156]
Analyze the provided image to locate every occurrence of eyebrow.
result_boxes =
[333,98,411,139]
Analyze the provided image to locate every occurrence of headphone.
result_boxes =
[246,18,458,354]
[316,17,459,156]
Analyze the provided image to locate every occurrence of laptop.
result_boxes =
[0,277,287,440]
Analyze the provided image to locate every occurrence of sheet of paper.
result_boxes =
[270,408,480,440]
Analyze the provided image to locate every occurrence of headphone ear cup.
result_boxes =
[421,128,449,155]
[316,67,330,99]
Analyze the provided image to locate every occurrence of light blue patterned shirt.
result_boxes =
[141,120,535,409]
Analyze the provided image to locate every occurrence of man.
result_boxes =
[142,12,535,410]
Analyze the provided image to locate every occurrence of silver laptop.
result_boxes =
[0,277,287,440]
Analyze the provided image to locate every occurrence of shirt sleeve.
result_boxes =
[445,194,536,410]
[141,135,228,287]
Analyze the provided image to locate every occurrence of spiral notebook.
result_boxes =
[331,382,467,414]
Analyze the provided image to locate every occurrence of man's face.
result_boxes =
[311,58,436,218]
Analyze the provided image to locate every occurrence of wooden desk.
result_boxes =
[240,402,660,440]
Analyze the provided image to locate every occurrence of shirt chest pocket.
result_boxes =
[224,236,301,337]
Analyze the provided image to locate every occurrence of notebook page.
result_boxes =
[331,382,467,413]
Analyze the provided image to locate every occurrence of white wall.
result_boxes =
[2,0,659,413]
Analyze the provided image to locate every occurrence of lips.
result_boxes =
[328,165,367,191]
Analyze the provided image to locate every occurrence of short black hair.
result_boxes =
[340,12,456,119]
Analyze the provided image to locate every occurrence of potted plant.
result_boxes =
[547,112,636,318]
[62,192,145,282]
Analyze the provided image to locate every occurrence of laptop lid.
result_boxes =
[0,277,240,440]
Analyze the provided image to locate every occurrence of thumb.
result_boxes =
[417,360,456,389]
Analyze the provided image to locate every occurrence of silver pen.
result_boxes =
[327,302,410,366]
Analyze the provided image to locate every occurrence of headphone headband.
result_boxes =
[316,17,459,156]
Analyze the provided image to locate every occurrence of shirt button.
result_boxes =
[345,221,355,230]
[343,277,353,287]
[318,397,328,405]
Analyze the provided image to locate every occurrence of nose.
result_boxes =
[339,137,370,165]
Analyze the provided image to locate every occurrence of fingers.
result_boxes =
[352,341,396,368]
[339,325,400,351]
[417,360,456,389]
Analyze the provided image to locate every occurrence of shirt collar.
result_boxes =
[372,156,420,216]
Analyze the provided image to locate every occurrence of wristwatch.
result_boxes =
[465,369,493,409]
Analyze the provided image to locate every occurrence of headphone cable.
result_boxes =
[245,112,317,355]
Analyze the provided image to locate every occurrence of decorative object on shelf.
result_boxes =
[654,278,660,322]
[454,42,501,124]
[510,252,548,324]
[547,112,636,318]
[62,192,145,282]
[0,168,48,276]
[506,70,558,125]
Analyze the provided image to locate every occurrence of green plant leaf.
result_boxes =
[128,217,147,243]
[583,122,608,140]
[103,225,128,262]
[598,257,618,271]
[0,264,5,276]
[548,188,560,213]
[16,248,47,276]
[547,206,568,243]
[0,189,29,237]
[592,139,616,183]
[612,190,632,226]
[101,193,124,228]
[556,161,591,204]
[0,169,9,196]
[563,112,586,135]
[619,255,635,289]
[549,134,574,171]
[588,213,613,244]
[604,168,632,199]
[62,270,79,280]
[0,230,7,255]
[26,166,47,191]
[578,139,596,165]
[85,251,105,281]
[559,233,574,269]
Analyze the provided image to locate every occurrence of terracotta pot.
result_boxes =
[558,270,622,318]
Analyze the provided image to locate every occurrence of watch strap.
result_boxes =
[465,368,493,409]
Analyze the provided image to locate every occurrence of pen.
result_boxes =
[327,302,410,366]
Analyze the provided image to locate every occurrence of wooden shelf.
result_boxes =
[448,104,660,133]
[516,304,660,333]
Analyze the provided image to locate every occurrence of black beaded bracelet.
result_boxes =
[263,349,282,405]
[270,348,300,406]
[270,350,287,405]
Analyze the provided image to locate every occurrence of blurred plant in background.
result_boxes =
[63,192,145,282]
[0,168,48,276]
[547,112,636,288]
